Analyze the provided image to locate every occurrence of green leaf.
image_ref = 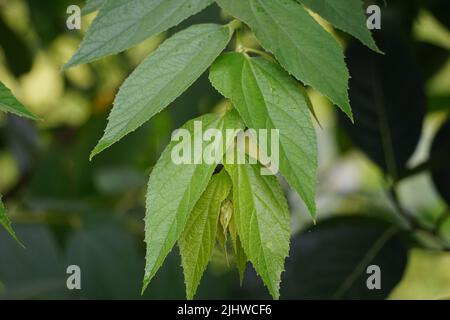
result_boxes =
[0,81,38,120]
[298,0,381,53]
[143,111,244,293]
[66,0,214,67]
[229,213,247,285]
[90,23,233,159]
[0,196,24,247]
[216,0,352,119]
[210,53,317,217]
[224,160,290,299]
[178,170,232,300]
[82,0,106,15]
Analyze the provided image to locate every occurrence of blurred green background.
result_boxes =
[0,0,450,299]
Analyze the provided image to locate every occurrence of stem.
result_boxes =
[332,226,397,299]
[228,19,242,33]
[388,185,420,231]
[399,152,450,180]
[242,47,277,63]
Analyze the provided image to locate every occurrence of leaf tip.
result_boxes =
[89,140,109,161]
[62,53,83,70]
[25,112,41,122]
[141,277,150,296]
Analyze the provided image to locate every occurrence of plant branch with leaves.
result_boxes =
[65,0,381,299]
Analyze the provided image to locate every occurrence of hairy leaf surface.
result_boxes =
[210,53,317,217]
[225,160,290,299]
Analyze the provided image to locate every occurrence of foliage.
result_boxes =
[0,0,449,300]
[63,0,383,299]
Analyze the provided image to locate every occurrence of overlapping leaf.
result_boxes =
[298,0,380,52]
[66,0,214,67]
[210,53,317,217]
[90,23,233,158]
[0,81,38,120]
[143,111,244,292]
[229,213,247,284]
[216,0,352,119]
[178,170,232,299]
[225,160,290,299]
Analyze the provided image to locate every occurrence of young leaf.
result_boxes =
[90,23,233,159]
[0,196,24,247]
[297,0,381,53]
[216,0,352,120]
[0,81,38,120]
[224,160,291,299]
[210,53,317,217]
[82,0,106,15]
[66,0,214,67]
[178,170,232,300]
[229,213,247,284]
[143,111,244,292]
